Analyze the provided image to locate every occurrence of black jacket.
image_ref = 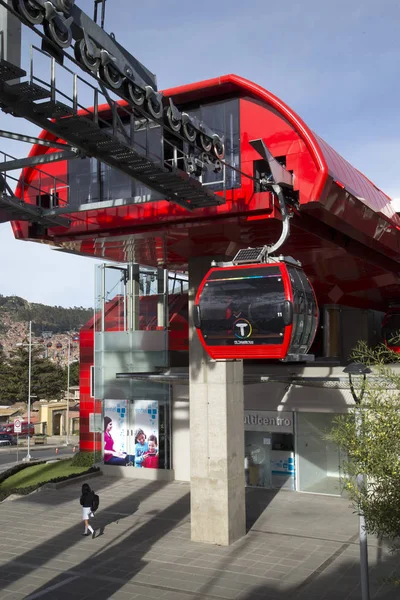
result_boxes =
[80,490,94,508]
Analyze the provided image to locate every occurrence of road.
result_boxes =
[0,446,75,473]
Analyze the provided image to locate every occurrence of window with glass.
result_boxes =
[102,383,171,470]
[184,98,240,190]
[67,97,240,209]
[296,412,343,495]
[199,266,286,346]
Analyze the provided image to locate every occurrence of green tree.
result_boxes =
[67,361,80,387]
[330,341,400,544]
[0,349,14,404]
[6,345,66,403]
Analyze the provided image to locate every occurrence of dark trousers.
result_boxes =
[106,456,128,466]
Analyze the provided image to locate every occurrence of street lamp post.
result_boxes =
[64,334,79,446]
[17,321,33,461]
[27,320,32,461]
[343,362,372,600]
[65,337,71,446]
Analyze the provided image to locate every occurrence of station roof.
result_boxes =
[12,74,400,310]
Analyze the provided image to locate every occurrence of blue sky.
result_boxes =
[0,0,399,306]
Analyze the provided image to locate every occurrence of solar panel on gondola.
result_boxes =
[193,258,318,360]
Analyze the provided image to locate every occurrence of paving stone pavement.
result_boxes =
[0,477,399,600]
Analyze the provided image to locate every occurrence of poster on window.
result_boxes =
[103,399,129,466]
[133,400,159,469]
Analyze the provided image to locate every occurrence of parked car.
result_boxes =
[0,433,17,446]
[0,422,34,436]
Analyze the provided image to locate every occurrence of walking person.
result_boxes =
[80,483,95,537]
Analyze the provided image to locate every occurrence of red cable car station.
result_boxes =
[1,0,400,545]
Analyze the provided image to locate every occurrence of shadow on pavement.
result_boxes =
[245,487,280,532]
[21,490,191,599]
[0,479,177,583]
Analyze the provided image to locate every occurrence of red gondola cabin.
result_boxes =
[193,258,318,360]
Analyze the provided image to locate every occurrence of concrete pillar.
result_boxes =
[189,257,246,546]
[157,268,167,328]
[127,263,140,331]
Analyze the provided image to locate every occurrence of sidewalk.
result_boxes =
[0,477,398,600]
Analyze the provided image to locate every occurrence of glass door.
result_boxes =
[245,431,272,488]
[296,412,342,495]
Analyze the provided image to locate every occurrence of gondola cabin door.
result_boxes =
[193,260,318,360]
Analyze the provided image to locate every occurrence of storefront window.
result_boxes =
[102,384,171,470]
[244,410,295,490]
[296,412,342,495]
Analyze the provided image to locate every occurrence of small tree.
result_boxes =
[330,341,400,543]
[7,345,66,402]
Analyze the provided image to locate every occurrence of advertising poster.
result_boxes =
[103,399,129,466]
[133,400,159,469]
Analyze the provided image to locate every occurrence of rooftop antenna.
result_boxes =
[94,0,107,29]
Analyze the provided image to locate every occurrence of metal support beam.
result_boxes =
[0,175,70,227]
[249,138,293,188]
[0,149,80,171]
[0,129,78,150]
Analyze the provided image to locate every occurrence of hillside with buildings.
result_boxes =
[0,295,91,368]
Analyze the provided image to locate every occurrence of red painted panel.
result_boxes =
[10,74,400,314]
[194,263,294,360]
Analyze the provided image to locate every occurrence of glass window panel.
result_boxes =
[296,412,343,495]
[199,266,286,346]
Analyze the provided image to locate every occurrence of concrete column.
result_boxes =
[157,268,167,328]
[189,257,246,546]
[127,263,140,331]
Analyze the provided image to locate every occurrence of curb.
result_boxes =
[43,469,103,490]
[0,445,77,453]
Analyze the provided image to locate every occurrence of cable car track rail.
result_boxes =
[0,0,233,201]
[0,0,301,224]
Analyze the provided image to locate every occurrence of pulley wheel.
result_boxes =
[167,106,181,132]
[43,17,72,49]
[147,96,163,119]
[99,63,124,89]
[127,82,145,106]
[74,38,100,73]
[213,138,225,160]
[183,121,196,143]
[12,0,43,25]
[200,134,212,153]
[54,0,75,13]
[213,160,222,174]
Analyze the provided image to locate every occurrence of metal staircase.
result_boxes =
[0,48,225,218]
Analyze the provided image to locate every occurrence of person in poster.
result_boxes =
[104,416,129,465]
[133,400,159,468]
[142,434,159,468]
[134,428,148,467]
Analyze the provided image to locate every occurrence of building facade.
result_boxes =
[15,74,400,543]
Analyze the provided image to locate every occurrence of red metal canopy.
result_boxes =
[12,74,400,311]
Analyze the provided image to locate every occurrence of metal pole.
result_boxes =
[356,408,370,600]
[349,374,370,600]
[66,338,70,445]
[26,321,32,461]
